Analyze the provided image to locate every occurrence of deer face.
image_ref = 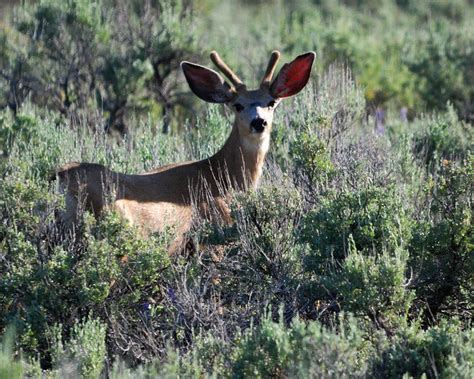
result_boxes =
[229,89,280,139]
[181,51,315,143]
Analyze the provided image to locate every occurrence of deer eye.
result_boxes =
[267,100,276,108]
[233,103,244,112]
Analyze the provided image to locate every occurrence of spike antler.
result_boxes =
[210,50,246,91]
[261,50,281,88]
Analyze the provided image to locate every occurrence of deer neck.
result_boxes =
[209,120,270,190]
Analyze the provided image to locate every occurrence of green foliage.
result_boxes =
[51,317,106,378]
[232,184,302,256]
[410,157,473,321]
[411,105,473,169]
[301,185,411,272]
[356,41,418,108]
[290,131,334,186]
[199,184,306,323]
[372,320,474,378]
[0,328,24,379]
[186,107,231,160]
[3,0,197,134]
[78,212,172,325]
[325,240,414,326]
[403,20,474,119]
[113,315,368,378]
[232,314,367,378]
[0,113,39,156]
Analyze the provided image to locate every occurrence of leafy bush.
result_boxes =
[0,113,39,157]
[197,183,305,324]
[301,185,411,272]
[3,0,198,134]
[0,328,24,379]
[410,157,473,322]
[232,314,367,378]
[403,20,474,120]
[411,105,473,169]
[290,131,335,190]
[50,317,106,378]
[0,175,171,365]
[324,240,414,329]
[372,320,474,378]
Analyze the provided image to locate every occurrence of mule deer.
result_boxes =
[52,50,315,252]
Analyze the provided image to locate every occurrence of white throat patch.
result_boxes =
[240,132,270,156]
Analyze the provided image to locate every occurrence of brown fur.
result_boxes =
[53,121,267,251]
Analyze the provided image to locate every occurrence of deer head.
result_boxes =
[181,50,316,148]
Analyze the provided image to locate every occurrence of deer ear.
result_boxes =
[181,62,234,103]
[270,52,316,98]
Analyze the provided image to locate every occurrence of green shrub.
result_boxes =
[290,131,335,189]
[232,314,367,378]
[301,185,411,273]
[356,41,418,109]
[50,317,106,378]
[403,20,474,119]
[411,105,473,169]
[324,239,414,328]
[0,190,170,366]
[0,113,39,157]
[5,0,198,134]
[371,320,474,378]
[410,157,473,321]
[232,184,302,257]
[0,328,24,379]
[197,184,306,323]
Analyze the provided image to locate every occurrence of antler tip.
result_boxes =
[209,50,245,88]
[261,50,282,86]
[271,50,281,58]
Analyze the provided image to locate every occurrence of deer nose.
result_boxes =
[250,118,267,133]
